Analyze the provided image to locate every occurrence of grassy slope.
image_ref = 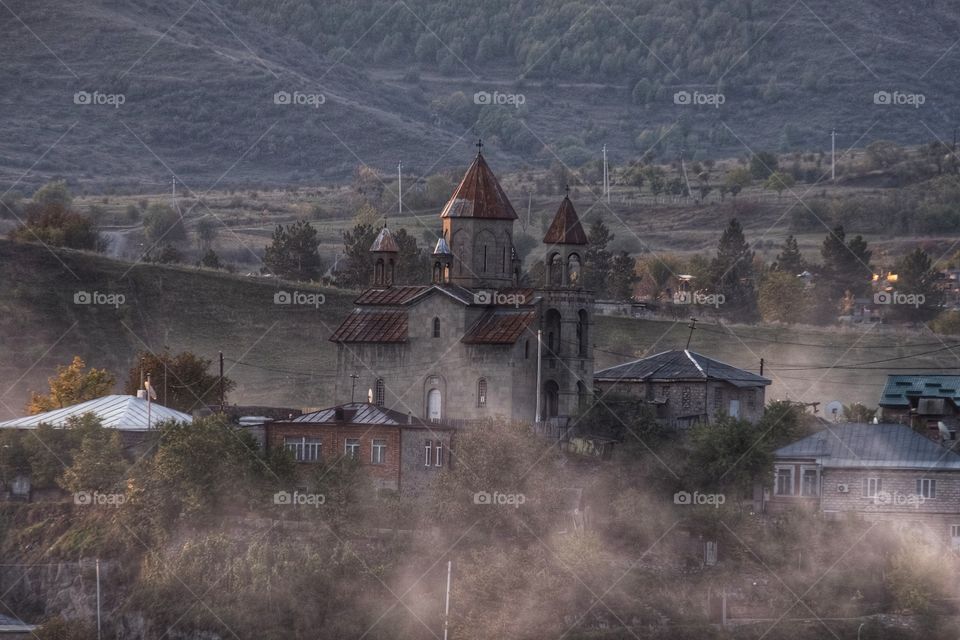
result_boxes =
[2,239,958,418]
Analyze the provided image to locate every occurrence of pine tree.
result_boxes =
[583,219,613,295]
[264,220,324,281]
[772,235,804,274]
[891,248,941,323]
[709,218,757,319]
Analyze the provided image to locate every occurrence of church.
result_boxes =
[330,148,595,424]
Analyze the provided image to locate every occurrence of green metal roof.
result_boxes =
[879,375,960,408]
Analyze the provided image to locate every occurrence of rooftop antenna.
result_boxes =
[350,373,360,403]
[831,129,836,182]
[397,161,402,219]
[602,144,609,203]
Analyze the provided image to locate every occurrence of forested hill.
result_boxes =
[2,0,960,190]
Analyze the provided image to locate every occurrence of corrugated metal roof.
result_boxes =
[440,153,518,220]
[543,196,588,245]
[0,395,192,431]
[291,402,452,429]
[879,374,960,408]
[462,309,537,344]
[329,309,407,343]
[775,422,960,470]
[355,286,430,306]
[594,350,771,388]
[369,226,399,253]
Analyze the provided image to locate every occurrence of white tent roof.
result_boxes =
[0,395,192,431]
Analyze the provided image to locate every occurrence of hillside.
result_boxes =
[2,0,960,190]
[1,239,956,419]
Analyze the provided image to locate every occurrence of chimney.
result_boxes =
[407,411,412,425]
[335,406,345,422]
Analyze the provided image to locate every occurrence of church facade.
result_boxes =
[330,151,594,424]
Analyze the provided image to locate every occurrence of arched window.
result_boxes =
[433,317,441,338]
[549,253,563,286]
[524,339,530,359]
[482,245,488,272]
[568,253,581,286]
[433,262,442,283]
[577,381,588,411]
[374,378,385,406]
[577,309,588,357]
[477,378,487,408]
[387,259,395,284]
[374,259,384,285]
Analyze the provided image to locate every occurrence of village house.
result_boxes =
[265,402,456,495]
[765,422,960,547]
[878,374,960,442]
[330,147,595,424]
[593,350,770,427]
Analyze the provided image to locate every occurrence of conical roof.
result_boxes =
[543,196,588,245]
[440,153,518,220]
[370,226,399,253]
[432,236,452,255]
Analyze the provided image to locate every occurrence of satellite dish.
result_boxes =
[825,401,844,422]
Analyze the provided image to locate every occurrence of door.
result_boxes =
[427,388,442,422]
[728,399,740,419]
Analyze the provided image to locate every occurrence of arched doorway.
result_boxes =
[542,381,560,419]
[427,388,442,422]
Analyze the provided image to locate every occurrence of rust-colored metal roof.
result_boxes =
[440,153,518,220]
[369,226,399,253]
[329,309,407,343]
[462,309,537,344]
[543,196,588,245]
[354,286,430,305]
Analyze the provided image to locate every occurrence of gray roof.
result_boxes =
[775,422,960,470]
[291,402,452,429]
[879,374,960,408]
[594,350,771,388]
[0,395,192,431]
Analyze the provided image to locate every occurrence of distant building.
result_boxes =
[765,423,960,547]
[265,402,455,495]
[879,374,960,441]
[330,149,595,424]
[593,350,770,427]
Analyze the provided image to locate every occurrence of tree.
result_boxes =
[195,217,218,251]
[749,151,778,179]
[771,235,804,274]
[865,140,905,170]
[708,218,757,320]
[817,225,872,302]
[758,271,807,323]
[583,219,614,294]
[59,420,126,493]
[142,204,187,244]
[32,180,72,208]
[200,248,221,269]
[0,429,28,491]
[27,356,115,414]
[263,220,325,281]
[724,167,752,197]
[889,248,942,323]
[607,251,639,301]
[644,256,678,300]
[338,223,378,288]
[763,171,795,198]
[392,227,430,285]
[10,201,103,251]
[843,403,876,423]
[123,350,234,412]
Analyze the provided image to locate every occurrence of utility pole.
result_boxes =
[831,129,836,182]
[442,559,452,640]
[398,161,402,218]
[218,351,225,413]
[96,558,102,640]
[602,144,609,203]
[760,358,764,376]
[139,356,145,391]
[685,317,697,350]
[350,373,360,403]
[535,330,543,423]
[163,359,168,406]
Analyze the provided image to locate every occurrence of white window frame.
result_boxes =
[435,441,443,467]
[284,436,321,463]
[424,440,432,467]
[950,524,960,551]
[774,465,794,496]
[917,478,936,499]
[375,379,385,407]
[345,438,360,460]
[371,439,387,465]
[800,465,820,497]
[863,477,882,498]
[477,378,487,408]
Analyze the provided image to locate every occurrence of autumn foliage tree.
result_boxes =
[27,356,115,414]
[124,350,234,412]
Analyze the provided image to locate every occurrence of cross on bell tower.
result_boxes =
[476,138,483,153]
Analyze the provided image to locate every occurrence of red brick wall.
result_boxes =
[267,423,401,489]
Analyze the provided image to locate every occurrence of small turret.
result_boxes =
[432,235,452,284]
[543,194,588,288]
[370,225,399,286]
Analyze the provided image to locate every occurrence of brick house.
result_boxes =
[593,350,770,427]
[765,422,960,547]
[265,402,455,494]
[878,374,960,442]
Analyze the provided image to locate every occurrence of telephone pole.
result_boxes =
[602,144,609,203]
[685,317,697,350]
[535,330,543,423]
[218,351,225,413]
[831,129,836,182]
[350,373,360,403]
[442,560,452,640]
[398,161,402,218]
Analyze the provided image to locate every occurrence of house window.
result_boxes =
[424,440,432,466]
[372,439,387,464]
[775,466,794,496]
[477,378,487,408]
[435,441,443,466]
[681,387,692,410]
[950,525,960,551]
[375,378,385,406]
[433,318,440,338]
[713,389,723,411]
[800,467,819,496]
[525,340,530,360]
[863,477,882,498]
[284,436,321,462]
[917,478,936,499]
[747,390,756,411]
[345,438,360,460]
